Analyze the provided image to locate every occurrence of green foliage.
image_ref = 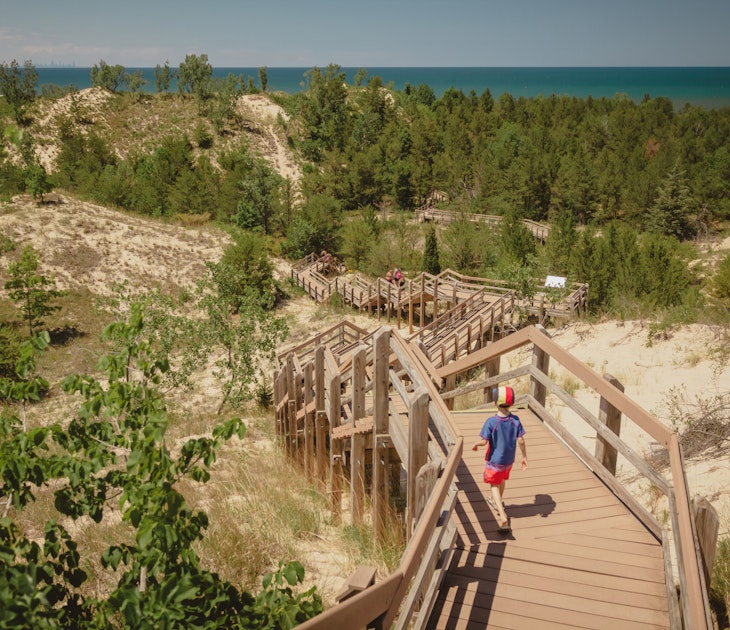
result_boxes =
[710,253,730,303]
[296,64,351,160]
[0,306,319,627]
[645,161,694,240]
[567,222,696,314]
[24,161,53,201]
[4,245,65,337]
[54,121,116,193]
[0,59,38,124]
[440,217,494,275]
[197,273,287,414]
[154,61,173,94]
[90,60,126,93]
[421,225,441,275]
[211,231,279,311]
[233,161,285,234]
[178,54,213,102]
[499,208,537,265]
[282,195,342,260]
[339,214,376,270]
[242,561,323,629]
[0,324,21,378]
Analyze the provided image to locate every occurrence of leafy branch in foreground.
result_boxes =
[0,305,320,628]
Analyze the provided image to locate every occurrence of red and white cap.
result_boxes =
[493,386,515,407]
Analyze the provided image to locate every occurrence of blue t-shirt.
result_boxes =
[479,413,525,469]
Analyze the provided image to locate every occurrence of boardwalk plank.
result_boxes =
[427,408,670,629]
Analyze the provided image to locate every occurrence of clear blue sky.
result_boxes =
[2,0,729,68]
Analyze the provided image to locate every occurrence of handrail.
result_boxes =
[295,439,464,630]
[275,319,710,628]
[436,325,711,629]
[414,207,551,241]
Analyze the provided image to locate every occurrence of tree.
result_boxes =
[24,161,53,202]
[645,160,694,240]
[154,60,173,94]
[209,231,279,312]
[233,161,284,234]
[0,59,38,124]
[499,209,536,265]
[258,66,268,92]
[340,216,376,270]
[4,245,64,337]
[125,69,147,98]
[421,225,441,275]
[0,305,319,626]
[282,194,342,260]
[177,54,212,102]
[90,60,126,93]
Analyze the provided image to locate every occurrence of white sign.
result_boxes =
[544,275,566,288]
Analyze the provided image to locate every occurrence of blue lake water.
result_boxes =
[34,66,730,109]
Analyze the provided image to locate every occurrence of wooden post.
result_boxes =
[407,389,429,537]
[351,347,367,525]
[314,347,328,491]
[331,454,343,524]
[408,289,414,334]
[433,278,439,320]
[445,374,456,411]
[328,367,342,520]
[273,368,282,440]
[386,283,392,323]
[303,362,315,482]
[372,328,391,542]
[420,275,425,327]
[693,496,719,589]
[483,352,501,405]
[595,373,624,476]
[529,324,550,407]
[286,354,296,457]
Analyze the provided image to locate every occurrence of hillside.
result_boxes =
[1,87,729,615]
[23,87,302,187]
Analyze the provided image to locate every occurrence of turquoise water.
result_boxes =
[34,66,730,109]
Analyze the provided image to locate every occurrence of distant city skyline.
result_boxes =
[2,0,729,68]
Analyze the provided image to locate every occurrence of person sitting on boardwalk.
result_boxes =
[385,269,393,283]
[393,267,404,287]
[472,386,528,533]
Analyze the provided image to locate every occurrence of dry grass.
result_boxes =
[0,187,388,604]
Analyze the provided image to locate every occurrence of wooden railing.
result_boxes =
[414,206,551,242]
[408,289,516,368]
[273,320,712,629]
[290,255,588,331]
[436,326,713,630]
[275,327,462,628]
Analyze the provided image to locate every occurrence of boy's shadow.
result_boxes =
[506,493,556,521]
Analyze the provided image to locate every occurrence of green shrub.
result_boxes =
[0,323,21,377]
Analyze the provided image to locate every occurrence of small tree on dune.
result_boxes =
[4,245,65,337]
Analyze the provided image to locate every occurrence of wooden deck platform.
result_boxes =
[427,408,670,629]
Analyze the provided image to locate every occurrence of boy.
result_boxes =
[472,386,528,532]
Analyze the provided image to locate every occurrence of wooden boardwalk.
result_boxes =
[427,409,669,629]
[279,323,711,629]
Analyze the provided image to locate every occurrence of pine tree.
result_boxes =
[422,225,441,275]
[645,161,694,240]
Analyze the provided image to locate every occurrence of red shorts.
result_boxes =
[483,465,513,485]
